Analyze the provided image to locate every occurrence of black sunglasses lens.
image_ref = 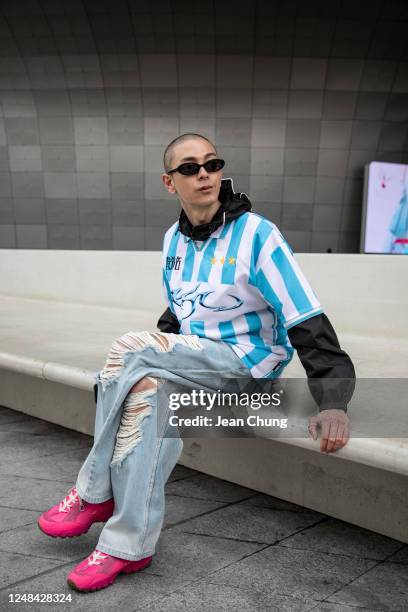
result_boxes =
[178,163,200,175]
[204,159,225,172]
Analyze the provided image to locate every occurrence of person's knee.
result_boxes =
[100,330,203,389]
[129,376,157,394]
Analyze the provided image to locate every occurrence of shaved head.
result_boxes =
[163,133,217,173]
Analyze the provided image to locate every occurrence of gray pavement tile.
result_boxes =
[327,562,408,611]
[0,416,89,438]
[143,528,264,584]
[0,430,92,464]
[0,551,64,590]
[0,521,107,562]
[0,507,39,534]
[165,473,255,503]
[280,518,402,561]
[164,494,226,528]
[308,603,384,612]
[0,477,74,512]
[167,463,199,482]
[0,447,92,482]
[172,501,323,544]
[208,544,377,602]
[386,546,408,564]
[241,493,326,516]
[137,579,317,612]
[0,407,35,426]
[0,562,175,612]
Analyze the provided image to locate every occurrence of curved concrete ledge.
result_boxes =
[277,436,408,477]
[0,351,96,392]
[43,362,96,391]
[0,351,44,379]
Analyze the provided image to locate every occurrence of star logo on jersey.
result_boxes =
[211,256,236,265]
[171,283,243,320]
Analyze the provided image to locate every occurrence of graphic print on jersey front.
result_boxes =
[162,211,323,378]
[171,284,244,320]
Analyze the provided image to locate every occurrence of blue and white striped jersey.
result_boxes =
[162,212,323,378]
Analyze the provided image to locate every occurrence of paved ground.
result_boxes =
[0,405,407,612]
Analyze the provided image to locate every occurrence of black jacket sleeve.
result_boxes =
[156,308,356,413]
[287,313,356,413]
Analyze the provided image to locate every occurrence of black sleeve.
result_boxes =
[287,313,356,413]
[157,307,181,334]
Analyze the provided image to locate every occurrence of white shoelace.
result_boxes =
[87,550,109,566]
[58,487,85,513]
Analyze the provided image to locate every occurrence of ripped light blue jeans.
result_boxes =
[75,330,251,561]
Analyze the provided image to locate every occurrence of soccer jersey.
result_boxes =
[162,210,323,378]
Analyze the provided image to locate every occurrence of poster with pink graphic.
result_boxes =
[361,161,408,254]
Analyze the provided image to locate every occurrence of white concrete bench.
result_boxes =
[0,249,407,543]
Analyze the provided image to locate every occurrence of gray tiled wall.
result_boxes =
[0,1,407,252]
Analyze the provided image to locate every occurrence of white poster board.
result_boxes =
[361,161,408,254]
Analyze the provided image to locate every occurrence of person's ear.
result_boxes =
[162,173,177,195]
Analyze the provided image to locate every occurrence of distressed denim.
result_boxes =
[75,331,258,562]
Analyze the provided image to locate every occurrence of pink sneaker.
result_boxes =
[38,487,114,538]
[67,549,153,592]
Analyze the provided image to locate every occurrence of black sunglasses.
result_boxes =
[167,158,225,176]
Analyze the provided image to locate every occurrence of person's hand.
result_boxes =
[308,409,350,453]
